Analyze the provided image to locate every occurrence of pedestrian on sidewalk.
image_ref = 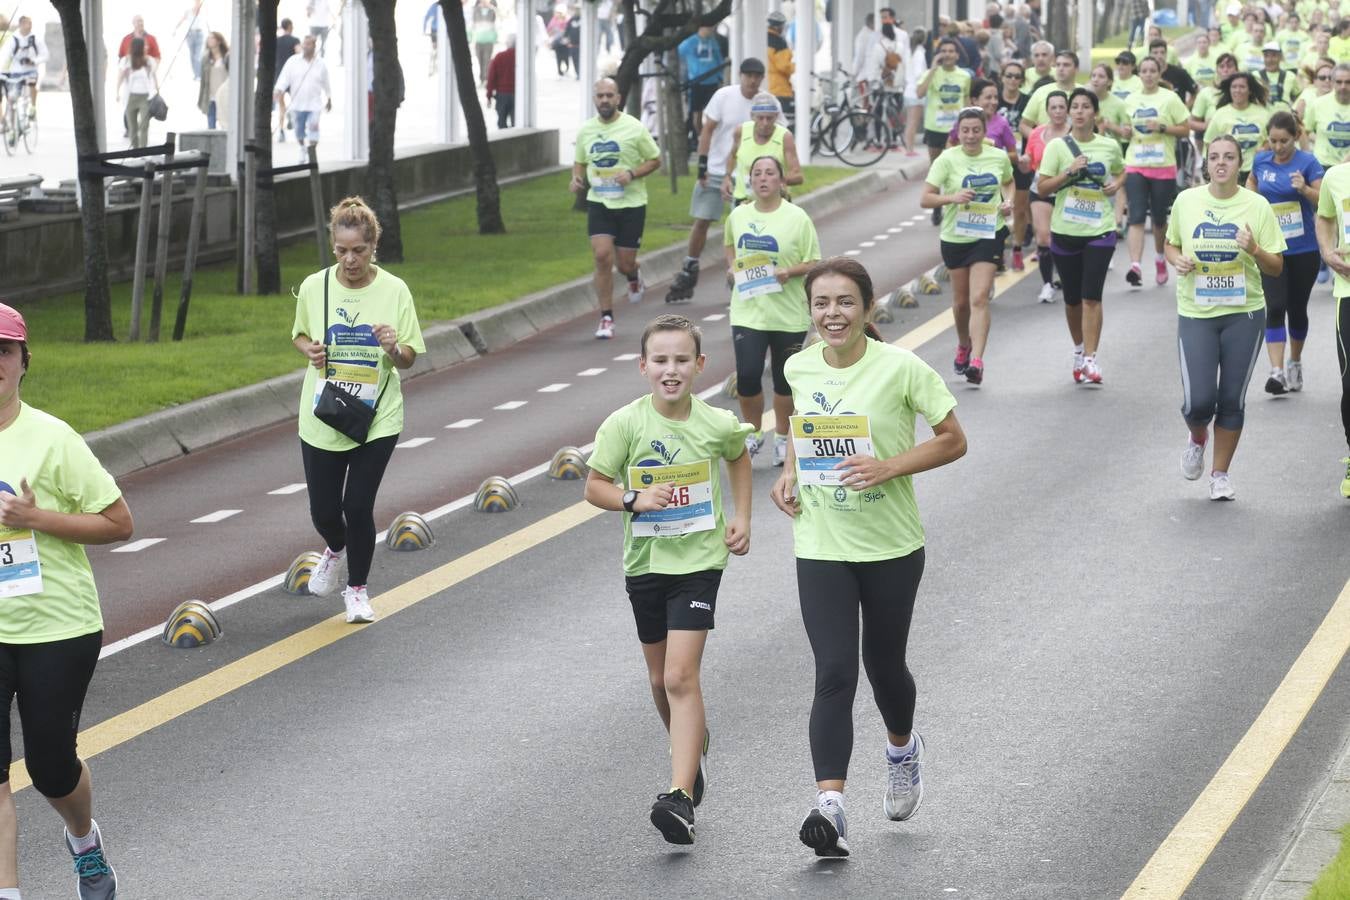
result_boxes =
[274,34,332,165]
[571,77,662,340]
[485,37,516,130]
[291,198,426,623]
[470,0,498,84]
[1313,159,1350,498]
[583,313,753,846]
[0,301,135,900]
[196,31,229,130]
[116,38,158,149]
[770,257,966,859]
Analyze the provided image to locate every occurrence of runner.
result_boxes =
[1248,111,1323,394]
[916,38,972,224]
[666,59,770,305]
[584,313,752,844]
[1113,51,1143,100]
[1165,134,1286,500]
[997,61,1031,270]
[1121,56,1191,288]
[1202,72,1272,181]
[768,256,966,858]
[1314,158,1350,497]
[1037,88,1127,384]
[1019,50,1079,139]
[1189,52,1241,158]
[1090,64,1131,234]
[571,77,662,339]
[1184,30,1220,89]
[1303,62,1350,170]
[1025,90,1071,302]
[292,197,426,623]
[1294,57,1334,123]
[724,92,802,205]
[1257,42,1300,112]
[921,107,1015,384]
[724,155,820,465]
[0,301,134,900]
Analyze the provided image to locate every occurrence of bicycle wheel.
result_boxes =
[1,97,14,158]
[831,111,891,167]
[22,114,36,154]
[810,106,838,157]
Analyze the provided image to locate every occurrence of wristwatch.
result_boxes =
[622,489,639,513]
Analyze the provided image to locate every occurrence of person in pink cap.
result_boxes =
[0,301,133,900]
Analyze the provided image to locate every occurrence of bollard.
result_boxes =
[934,264,950,283]
[386,512,434,551]
[549,447,587,481]
[723,373,738,399]
[284,551,323,595]
[162,600,222,648]
[475,476,520,512]
[897,290,919,309]
[918,274,942,295]
[872,305,894,325]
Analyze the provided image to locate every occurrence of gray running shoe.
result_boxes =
[65,820,117,900]
[883,732,926,821]
[799,797,849,857]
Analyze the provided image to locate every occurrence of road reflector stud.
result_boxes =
[934,264,950,282]
[162,600,222,648]
[386,512,434,551]
[549,447,587,481]
[723,373,738,399]
[475,476,519,512]
[897,290,919,309]
[872,305,894,325]
[284,551,323,595]
[918,274,942,295]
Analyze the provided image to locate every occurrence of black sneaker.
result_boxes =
[965,361,984,385]
[651,789,695,845]
[692,729,709,807]
[1125,266,1142,287]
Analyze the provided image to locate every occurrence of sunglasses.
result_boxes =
[1318,73,1332,80]
[1003,72,1024,80]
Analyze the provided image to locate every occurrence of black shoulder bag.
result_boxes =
[312,268,390,443]
[1062,135,1100,189]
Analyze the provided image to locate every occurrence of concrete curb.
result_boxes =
[85,156,930,478]
[1259,732,1350,898]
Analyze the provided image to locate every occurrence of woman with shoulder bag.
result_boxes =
[291,197,426,623]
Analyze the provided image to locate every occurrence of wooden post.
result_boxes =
[148,133,177,342]
[309,145,327,268]
[129,160,155,342]
[173,159,210,341]
[235,159,245,293]
[242,141,257,295]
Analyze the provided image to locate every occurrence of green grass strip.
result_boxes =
[21,165,855,433]
[1309,824,1350,899]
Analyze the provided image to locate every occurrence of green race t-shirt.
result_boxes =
[1304,92,1350,167]
[1315,162,1350,298]
[1192,85,1220,121]
[574,112,661,209]
[926,143,1014,244]
[1231,40,1265,72]
[1021,81,1077,129]
[1165,185,1287,317]
[724,199,820,332]
[785,341,957,562]
[1276,29,1308,60]
[1123,88,1189,168]
[589,395,752,576]
[1184,52,1219,87]
[1112,74,1143,100]
[922,66,971,133]
[731,122,789,201]
[1203,103,1272,169]
[0,404,121,644]
[291,266,426,453]
[1038,133,1125,236]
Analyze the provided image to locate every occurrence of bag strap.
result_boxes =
[1063,135,1082,159]
[323,265,393,410]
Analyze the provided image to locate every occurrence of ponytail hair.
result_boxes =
[329,195,382,246]
[804,257,886,341]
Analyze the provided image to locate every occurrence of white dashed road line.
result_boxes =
[396,437,436,449]
[576,368,607,376]
[873,234,890,240]
[613,353,639,361]
[887,226,903,233]
[111,538,166,554]
[860,241,876,248]
[538,383,571,393]
[702,313,726,321]
[844,249,861,256]
[446,418,482,429]
[190,509,243,524]
[268,483,307,496]
[494,401,528,410]
[910,214,928,221]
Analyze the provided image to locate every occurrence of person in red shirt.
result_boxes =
[118,15,161,60]
[485,36,515,129]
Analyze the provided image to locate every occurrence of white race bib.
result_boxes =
[1062,186,1106,227]
[313,360,380,409]
[934,105,958,129]
[1134,139,1166,165]
[733,252,782,298]
[953,201,997,240]
[0,526,42,598]
[626,459,715,537]
[1195,258,1246,306]
[791,415,875,486]
[1272,201,1304,240]
[592,174,625,199]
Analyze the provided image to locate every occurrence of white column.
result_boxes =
[436,9,462,143]
[1077,0,1094,71]
[1176,0,1190,28]
[834,0,852,81]
[228,0,255,178]
[730,7,744,73]
[579,1,598,120]
[516,0,537,127]
[794,1,814,163]
[343,1,369,160]
[80,0,106,152]
[744,0,768,65]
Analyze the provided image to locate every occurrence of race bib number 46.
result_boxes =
[626,459,716,537]
[0,526,42,598]
[734,252,782,299]
[791,415,874,485]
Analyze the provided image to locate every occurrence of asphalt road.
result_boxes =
[12,181,1350,899]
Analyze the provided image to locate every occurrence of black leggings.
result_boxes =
[1051,231,1117,305]
[1338,296,1349,450]
[796,549,925,782]
[0,631,102,796]
[731,326,805,397]
[1262,251,1321,343]
[300,435,398,586]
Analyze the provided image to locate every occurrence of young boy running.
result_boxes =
[584,314,753,845]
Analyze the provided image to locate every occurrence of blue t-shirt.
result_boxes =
[1251,149,1325,256]
[678,34,723,90]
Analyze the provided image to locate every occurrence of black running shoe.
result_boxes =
[1125,266,1142,287]
[965,361,984,385]
[799,802,850,857]
[651,789,695,845]
[692,729,709,807]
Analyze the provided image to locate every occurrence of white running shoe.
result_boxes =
[594,315,615,340]
[626,272,645,304]
[1038,282,1057,303]
[343,585,375,623]
[799,796,850,857]
[307,547,346,597]
[1081,356,1103,385]
[745,431,764,458]
[772,434,788,467]
[1072,351,1085,384]
[883,732,926,821]
[1181,440,1205,481]
[1286,360,1304,392]
[1210,472,1235,501]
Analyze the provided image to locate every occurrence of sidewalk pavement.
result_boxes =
[1260,732,1350,898]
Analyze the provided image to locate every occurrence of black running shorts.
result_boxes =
[587,201,647,250]
[625,570,722,643]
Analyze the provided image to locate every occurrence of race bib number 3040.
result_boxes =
[791,415,874,485]
[0,526,42,598]
[626,459,716,537]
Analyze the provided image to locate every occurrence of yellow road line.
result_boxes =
[1123,577,1350,898]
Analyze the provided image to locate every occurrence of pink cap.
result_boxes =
[0,303,27,342]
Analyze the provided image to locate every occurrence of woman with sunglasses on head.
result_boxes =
[921,107,1015,385]
[1294,59,1335,123]
[1165,134,1286,501]
[997,60,1031,270]
[1202,72,1272,184]
[1248,111,1323,393]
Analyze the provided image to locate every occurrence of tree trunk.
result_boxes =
[613,0,733,104]
[622,0,642,117]
[439,0,505,234]
[659,48,688,176]
[362,0,406,260]
[51,0,113,341]
[255,0,282,293]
